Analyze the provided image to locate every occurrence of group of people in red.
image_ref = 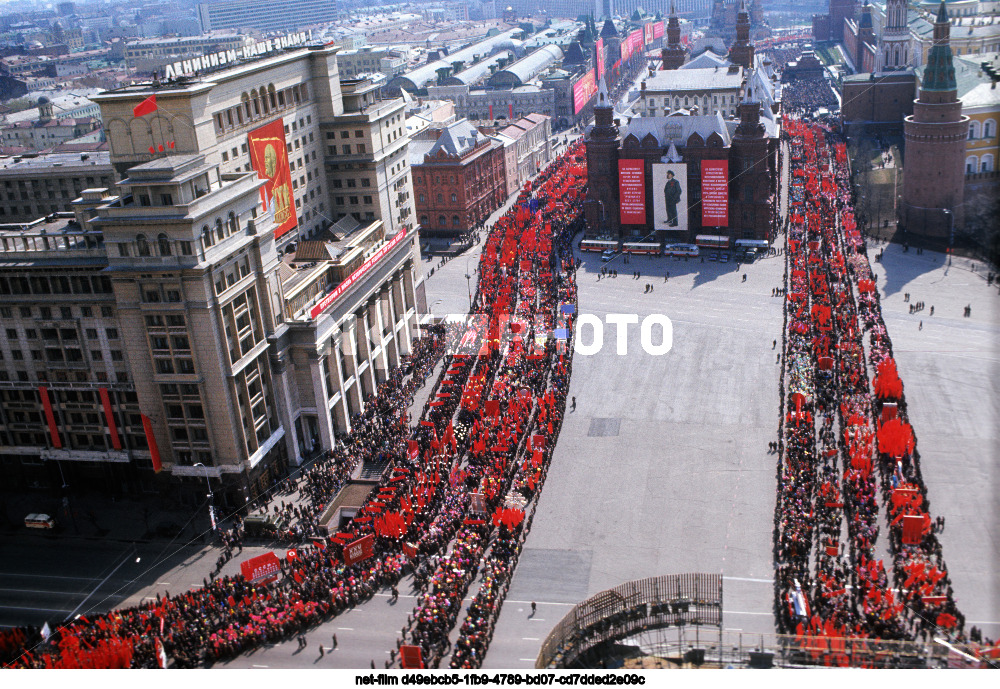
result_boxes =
[0,143,588,670]
[776,116,996,667]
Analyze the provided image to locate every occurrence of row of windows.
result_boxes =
[212,83,311,134]
[967,120,996,140]
[1,305,114,320]
[965,154,994,173]
[0,275,112,296]
[4,326,118,341]
[118,233,194,258]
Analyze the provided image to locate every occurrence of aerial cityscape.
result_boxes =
[0,0,996,673]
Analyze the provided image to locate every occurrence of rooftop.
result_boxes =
[0,150,110,173]
[644,66,744,92]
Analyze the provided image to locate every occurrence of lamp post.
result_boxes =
[943,209,954,248]
[464,258,473,309]
[192,462,215,532]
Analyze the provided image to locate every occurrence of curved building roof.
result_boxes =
[487,45,564,89]
[387,28,522,93]
[440,51,513,86]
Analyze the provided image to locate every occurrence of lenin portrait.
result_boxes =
[653,163,688,232]
[663,170,681,227]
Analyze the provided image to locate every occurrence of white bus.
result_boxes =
[735,239,770,250]
[580,239,619,252]
[623,241,661,255]
[664,243,699,257]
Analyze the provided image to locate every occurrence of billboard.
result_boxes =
[248,120,296,239]
[629,29,644,56]
[644,22,655,46]
[573,69,597,114]
[618,159,646,225]
[595,38,605,80]
[654,21,665,39]
[701,160,730,227]
[653,163,688,233]
[240,552,281,584]
[343,533,374,566]
[620,37,632,62]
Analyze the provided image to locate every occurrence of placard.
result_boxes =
[701,159,729,227]
[618,159,646,225]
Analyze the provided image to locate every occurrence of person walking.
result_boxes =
[332,634,338,650]
[571,397,576,411]
[531,601,537,616]
[318,644,325,659]
[772,340,777,350]
[919,321,923,331]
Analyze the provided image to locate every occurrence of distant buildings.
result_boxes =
[197,0,341,33]
[124,33,254,75]
[0,151,113,223]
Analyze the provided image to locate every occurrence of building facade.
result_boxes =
[0,42,427,506]
[0,151,114,223]
[411,119,507,237]
[198,0,341,34]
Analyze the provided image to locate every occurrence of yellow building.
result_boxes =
[956,55,1000,174]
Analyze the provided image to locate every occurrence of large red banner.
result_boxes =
[240,552,281,584]
[99,387,121,450]
[572,69,597,114]
[141,413,162,473]
[653,21,664,39]
[343,533,374,566]
[629,30,643,55]
[310,229,407,319]
[248,119,296,239]
[701,159,729,226]
[38,386,61,449]
[644,23,655,45]
[595,38,605,80]
[618,159,646,224]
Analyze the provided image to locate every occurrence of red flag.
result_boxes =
[133,95,157,118]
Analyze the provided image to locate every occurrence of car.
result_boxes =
[601,249,616,262]
[742,251,756,263]
[708,252,718,262]
[721,253,730,263]
[24,513,56,529]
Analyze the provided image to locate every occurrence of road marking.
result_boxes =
[507,599,574,606]
[529,618,546,622]
[0,572,101,582]
[0,604,74,613]
[337,627,354,631]
[522,637,540,641]
[723,576,774,583]
[252,664,269,668]
[722,610,772,616]
[519,658,536,662]
[157,582,170,586]
[0,587,88,597]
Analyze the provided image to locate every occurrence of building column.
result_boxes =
[391,272,412,355]
[271,350,302,466]
[343,323,364,420]
[308,352,336,455]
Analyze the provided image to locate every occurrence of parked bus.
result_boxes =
[663,243,699,257]
[623,242,660,255]
[695,234,731,249]
[580,239,619,252]
[735,239,770,251]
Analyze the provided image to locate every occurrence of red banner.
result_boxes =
[247,119,296,239]
[400,644,424,669]
[629,30,643,56]
[343,533,374,566]
[644,22,655,45]
[99,387,121,450]
[701,159,729,226]
[240,552,281,584]
[310,229,407,319]
[618,159,646,224]
[595,38,605,80]
[572,69,597,114]
[653,21,664,39]
[38,386,61,449]
[141,413,162,473]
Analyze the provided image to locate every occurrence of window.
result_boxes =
[967,156,978,173]
[985,120,996,138]
[452,215,460,227]
[136,234,150,257]
[106,328,119,340]
[438,215,446,227]
[156,359,174,374]
[982,154,994,172]
[157,234,171,256]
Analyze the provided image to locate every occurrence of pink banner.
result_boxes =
[595,38,604,80]
[653,21,664,39]
[619,159,646,224]
[310,230,407,319]
[701,159,729,226]
[572,69,597,114]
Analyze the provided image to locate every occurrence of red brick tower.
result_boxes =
[902,1,968,241]
[661,3,687,70]
[584,76,621,238]
[728,1,754,71]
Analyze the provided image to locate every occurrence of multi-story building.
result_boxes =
[198,0,341,34]
[0,97,101,152]
[500,113,552,189]
[0,40,426,506]
[640,65,746,118]
[0,151,114,223]
[124,33,254,74]
[411,119,507,237]
[336,47,408,80]
[93,41,414,254]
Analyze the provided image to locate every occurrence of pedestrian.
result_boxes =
[776,353,781,364]
[772,339,776,350]
[531,601,536,616]
[919,321,923,330]
[929,305,934,316]
[332,634,338,649]
[571,397,576,411]
[742,274,747,282]
[318,643,325,659]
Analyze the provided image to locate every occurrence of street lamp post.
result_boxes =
[943,209,954,248]
[192,463,215,532]
[464,258,473,309]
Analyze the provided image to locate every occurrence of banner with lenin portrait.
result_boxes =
[248,120,296,239]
